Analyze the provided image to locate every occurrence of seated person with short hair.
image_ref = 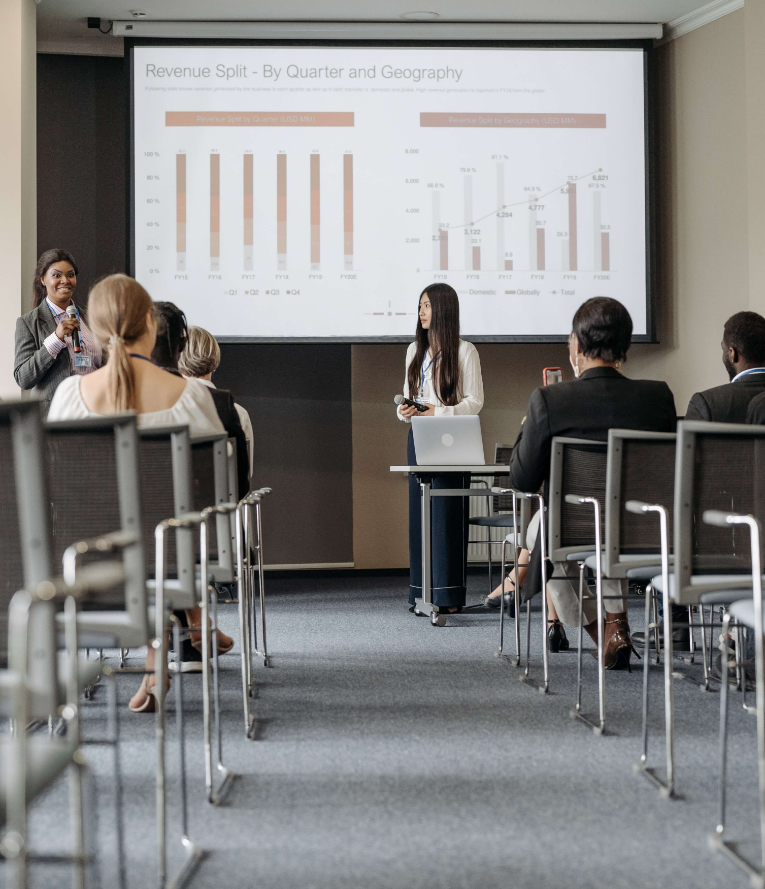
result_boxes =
[686,311,765,422]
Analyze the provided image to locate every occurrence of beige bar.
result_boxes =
[536,228,545,271]
[310,154,320,268]
[244,153,253,270]
[439,230,448,270]
[420,113,606,128]
[472,246,481,270]
[277,154,287,269]
[176,154,186,266]
[166,112,354,127]
[504,259,513,270]
[601,232,611,271]
[568,183,577,271]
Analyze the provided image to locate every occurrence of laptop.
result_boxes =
[411,416,485,465]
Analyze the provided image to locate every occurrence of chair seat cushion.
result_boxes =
[468,515,516,528]
[729,599,765,630]
[652,573,757,602]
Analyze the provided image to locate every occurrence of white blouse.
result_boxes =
[48,375,226,439]
[397,339,484,422]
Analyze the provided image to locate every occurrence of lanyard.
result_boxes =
[47,299,81,330]
[129,353,155,364]
[420,353,435,397]
[732,367,765,383]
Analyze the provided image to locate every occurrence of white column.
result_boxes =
[0,0,36,397]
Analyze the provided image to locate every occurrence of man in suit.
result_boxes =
[685,311,765,422]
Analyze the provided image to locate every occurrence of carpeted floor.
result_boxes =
[15,574,765,888]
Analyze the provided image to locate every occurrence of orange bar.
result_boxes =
[601,232,610,271]
[166,112,354,127]
[420,113,606,128]
[277,154,287,268]
[176,154,186,255]
[536,228,545,271]
[310,154,320,267]
[472,246,481,270]
[210,154,220,264]
[343,154,353,268]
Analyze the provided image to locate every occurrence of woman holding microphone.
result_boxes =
[14,249,102,414]
[398,283,484,613]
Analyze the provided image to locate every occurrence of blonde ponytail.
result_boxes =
[88,275,153,412]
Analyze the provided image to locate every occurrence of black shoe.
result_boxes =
[547,620,569,653]
[632,625,691,651]
[483,594,502,609]
[169,637,204,673]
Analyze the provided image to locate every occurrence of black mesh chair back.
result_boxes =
[604,430,677,574]
[46,416,146,631]
[137,427,195,598]
[548,437,608,561]
[491,444,515,513]
[191,434,233,576]
[673,421,765,603]
[0,403,54,686]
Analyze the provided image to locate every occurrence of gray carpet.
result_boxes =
[14,575,765,888]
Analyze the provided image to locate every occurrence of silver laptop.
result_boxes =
[411,416,485,465]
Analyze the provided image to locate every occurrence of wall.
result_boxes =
[0,0,36,397]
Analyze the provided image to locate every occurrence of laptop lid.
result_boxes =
[411,416,485,466]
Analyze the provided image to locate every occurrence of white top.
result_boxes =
[397,339,484,422]
[196,378,254,477]
[48,374,225,439]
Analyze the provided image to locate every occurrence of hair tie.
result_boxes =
[108,334,124,346]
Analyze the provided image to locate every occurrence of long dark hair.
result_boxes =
[406,283,461,406]
[151,301,188,369]
[32,248,78,308]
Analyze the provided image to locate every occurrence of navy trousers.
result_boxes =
[407,428,470,608]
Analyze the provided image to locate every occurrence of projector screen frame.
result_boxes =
[127,37,657,344]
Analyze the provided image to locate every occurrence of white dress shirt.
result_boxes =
[397,339,484,422]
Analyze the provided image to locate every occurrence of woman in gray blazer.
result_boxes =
[14,249,102,414]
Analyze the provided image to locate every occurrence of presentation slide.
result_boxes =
[132,45,648,340]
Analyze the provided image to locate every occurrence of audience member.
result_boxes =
[47,274,233,712]
[494,298,677,669]
[686,311,765,422]
[179,326,252,499]
[14,248,103,414]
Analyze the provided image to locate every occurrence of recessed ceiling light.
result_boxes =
[130,9,148,17]
[400,11,440,20]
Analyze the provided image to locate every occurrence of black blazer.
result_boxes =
[685,373,765,423]
[746,390,765,425]
[208,387,250,500]
[510,367,677,601]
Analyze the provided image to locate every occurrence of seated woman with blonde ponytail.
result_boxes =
[48,274,224,438]
[48,274,229,713]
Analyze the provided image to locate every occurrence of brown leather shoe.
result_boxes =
[602,617,635,670]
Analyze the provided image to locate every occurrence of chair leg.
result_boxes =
[497,538,507,657]
[68,760,87,889]
[570,561,585,719]
[687,606,696,665]
[254,500,270,667]
[700,605,711,691]
[638,583,653,770]
[714,613,732,843]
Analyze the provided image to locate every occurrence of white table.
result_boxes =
[390,464,511,626]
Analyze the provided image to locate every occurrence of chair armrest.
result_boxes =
[63,529,140,585]
[703,509,741,528]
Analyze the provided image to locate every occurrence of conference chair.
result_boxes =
[704,509,765,887]
[468,444,516,593]
[0,401,126,889]
[567,431,677,745]
[496,494,534,665]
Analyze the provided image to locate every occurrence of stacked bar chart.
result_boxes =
[343,155,354,270]
[176,154,186,271]
[210,154,220,271]
[310,154,320,270]
[244,154,253,270]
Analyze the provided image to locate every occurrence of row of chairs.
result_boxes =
[0,399,271,889]
[490,420,765,886]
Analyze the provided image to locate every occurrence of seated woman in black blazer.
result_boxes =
[488,298,677,670]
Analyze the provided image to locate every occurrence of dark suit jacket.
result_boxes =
[685,373,765,423]
[14,301,86,415]
[510,367,677,600]
[746,390,765,425]
[208,386,250,500]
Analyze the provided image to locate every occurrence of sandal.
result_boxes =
[128,674,169,713]
[189,627,234,656]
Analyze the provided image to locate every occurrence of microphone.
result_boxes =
[66,305,81,353]
[394,394,429,413]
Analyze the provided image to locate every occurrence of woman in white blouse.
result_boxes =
[397,283,484,613]
[48,274,229,713]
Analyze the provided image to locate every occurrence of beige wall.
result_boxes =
[0,0,36,396]
[352,8,754,569]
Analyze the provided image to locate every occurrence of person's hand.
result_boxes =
[419,404,436,416]
[399,404,419,419]
[55,316,79,341]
